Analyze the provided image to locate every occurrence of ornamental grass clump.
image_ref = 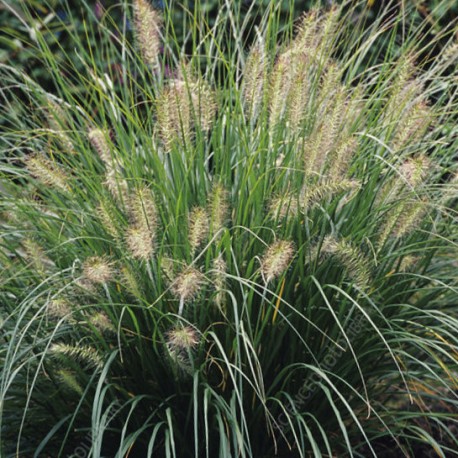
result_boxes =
[1,1,458,457]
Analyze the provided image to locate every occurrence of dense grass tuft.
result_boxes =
[1,1,457,456]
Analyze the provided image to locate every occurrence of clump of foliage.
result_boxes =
[1,0,458,456]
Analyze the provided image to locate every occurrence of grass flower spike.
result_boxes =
[133,0,162,66]
[261,240,295,283]
[25,154,70,192]
[82,256,115,284]
[171,266,205,315]
[165,325,200,374]
[125,224,154,260]
[88,127,111,164]
[188,206,209,255]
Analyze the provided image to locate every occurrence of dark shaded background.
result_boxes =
[2,0,457,92]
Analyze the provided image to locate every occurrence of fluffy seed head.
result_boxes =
[295,7,339,56]
[399,255,418,271]
[157,72,216,148]
[268,193,299,221]
[104,167,128,202]
[377,156,429,210]
[384,56,418,119]
[47,298,72,321]
[261,240,295,283]
[49,343,103,370]
[97,202,120,239]
[399,156,430,189]
[208,183,229,235]
[23,238,53,276]
[439,41,458,67]
[393,200,427,238]
[191,77,217,132]
[242,42,267,120]
[121,265,143,298]
[165,325,200,373]
[295,9,321,50]
[302,76,352,176]
[45,99,67,131]
[133,0,162,66]
[157,79,193,150]
[89,312,115,334]
[393,100,432,150]
[128,186,157,232]
[212,254,227,312]
[166,325,199,352]
[88,128,111,164]
[160,257,176,281]
[171,266,205,303]
[304,75,354,176]
[82,256,115,284]
[269,48,297,127]
[301,179,360,210]
[320,236,372,291]
[25,154,70,192]
[46,298,72,320]
[56,369,83,395]
[188,206,209,254]
[44,101,75,154]
[327,136,359,179]
[125,224,154,260]
[286,53,311,133]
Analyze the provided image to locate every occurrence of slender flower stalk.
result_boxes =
[22,238,53,276]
